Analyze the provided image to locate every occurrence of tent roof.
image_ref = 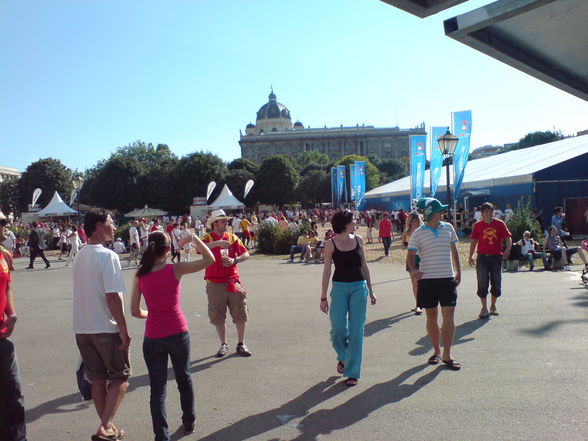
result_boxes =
[35,191,77,216]
[208,184,244,209]
[125,205,168,218]
[365,134,588,199]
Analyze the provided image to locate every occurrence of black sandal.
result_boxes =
[345,378,358,386]
[442,359,461,371]
[336,361,344,374]
[427,354,440,365]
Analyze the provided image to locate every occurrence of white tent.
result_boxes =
[125,205,168,218]
[208,184,244,210]
[35,191,77,217]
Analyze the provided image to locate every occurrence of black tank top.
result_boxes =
[332,236,366,283]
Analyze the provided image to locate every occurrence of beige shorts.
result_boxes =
[206,282,248,325]
[76,333,131,380]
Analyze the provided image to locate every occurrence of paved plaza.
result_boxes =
[10,254,588,441]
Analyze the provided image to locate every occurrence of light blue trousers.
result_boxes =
[329,280,368,379]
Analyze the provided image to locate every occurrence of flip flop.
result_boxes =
[345,378,358,387]
[427,354,440,365]
[442,359,461,371]
[336,361,344,374]
[489,308,499,316]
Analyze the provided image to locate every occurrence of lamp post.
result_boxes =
[72,176,85,225]
[437,129,459,223]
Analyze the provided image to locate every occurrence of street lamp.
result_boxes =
[437,129,459,222]
[72,176,85,224]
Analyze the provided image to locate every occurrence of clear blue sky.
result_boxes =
[2,0,587,173]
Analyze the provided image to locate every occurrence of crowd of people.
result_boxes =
[1,200,587,441]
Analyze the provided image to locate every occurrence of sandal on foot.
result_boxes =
[345,378,358,387]
[427,354,440,365]
[442,359,461,371]
[478,311,489,319]
[489,308,499,316]
[336,361,344,374]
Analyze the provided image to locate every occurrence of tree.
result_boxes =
[228,158,258,175]
[18,158,73,212]
[503,130,564,153]
[377,159,409,182]
[88,157,143,213]
[111,141,178,170]
[296,169,330,206]
[295,151,330,170]
[334,155,380,190]
[255,155,299,205]
[0,177,19,216]
[172,152,228,211]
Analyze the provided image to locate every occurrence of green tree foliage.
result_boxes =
[377,159,409,182]
[225,168,256,207]
[503,130,564,153]
[18,158,73,212]
[172,152,228,211]
[0,177,20,216]
[296,169,330,206]
[295,151,330,171]
[228,158,258,175]
[255,155,299,205]
[88,157,143,213]
[256,221,306,255]
[334,155,380,191]
[506,198,542,242]
[112,141,177,170]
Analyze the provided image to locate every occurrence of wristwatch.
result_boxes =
[8,314,17,322]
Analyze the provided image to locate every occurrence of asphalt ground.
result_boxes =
[9,253,588,441]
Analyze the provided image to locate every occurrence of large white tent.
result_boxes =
[35,191,77,217]
[208,184,244,210]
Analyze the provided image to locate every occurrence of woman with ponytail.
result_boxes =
[130,231,214,441]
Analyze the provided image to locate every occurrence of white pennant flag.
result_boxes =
[32,188,42,206]
[244,179,254,199]
[206,181,216,201]
[70,189,78,206]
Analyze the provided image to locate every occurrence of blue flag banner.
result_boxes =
[452,110,472,199]
[410,135,427,203]
[354,161,366,202]
[337,165,346,205]
[430,126,447,197]
[331,167,339,207]
[349,163,357,202]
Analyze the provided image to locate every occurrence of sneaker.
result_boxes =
[236,343,252,357]
[216,343,229,358]
[564,265,571,271]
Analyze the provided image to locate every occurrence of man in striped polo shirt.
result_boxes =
[407,198,462,371]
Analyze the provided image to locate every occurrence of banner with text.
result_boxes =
[429,126,447,197]
[349,163,357,202]
[354,161,366,203]
[410,135,427,203]
[337,165,347,205]
[452,110,472,199]
[330,167,338,207]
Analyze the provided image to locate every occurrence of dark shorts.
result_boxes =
[75,333,131,380]
[417,277,458,309]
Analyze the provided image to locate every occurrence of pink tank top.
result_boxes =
[138,264,188,338]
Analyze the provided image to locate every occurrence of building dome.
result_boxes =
[246,123,255,129]
[293,121,304,130]
[256,90,291,121]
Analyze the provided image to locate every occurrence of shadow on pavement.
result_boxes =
[518,318,588,336]
[291,364,444,441]
[364,312,413,337]
[197,376,345,441]
[409,318,489,356]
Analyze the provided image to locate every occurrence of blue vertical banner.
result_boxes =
[337,165,346,205]
[349,163,357,202]
[410,135,427,203]
[452,110,472,199]
[330,167,339,207]
[429,126,447,197]
[354,161,366,202]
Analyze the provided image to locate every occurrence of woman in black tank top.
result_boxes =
[320,210,377,386]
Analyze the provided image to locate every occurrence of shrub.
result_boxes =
[506,198,542,242]
[256,222,308,255]
[115,223,131,244]
[256,222,279,254]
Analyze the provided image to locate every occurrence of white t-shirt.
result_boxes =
[517,239,535,255]
[2,230,16,250]
[113,241,126,254]
[407,222,459,279]
[504,209,514,223]
[172,228,182,248]
[232,218,242,233]
[72,244,125,334]
[473,211,482,222]
[129,226,140,246]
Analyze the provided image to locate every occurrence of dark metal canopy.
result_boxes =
[379,0,467,18]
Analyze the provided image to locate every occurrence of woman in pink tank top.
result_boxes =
[131,231,214,441]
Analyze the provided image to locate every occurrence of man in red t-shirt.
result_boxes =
[469,202,512,318]
[0,214,27,440]
[201,209,251,358]
[379,212,393,256]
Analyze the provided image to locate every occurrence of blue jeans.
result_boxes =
[143,331,195,441]
[329,280,368,379]
[290,245,305,261]
[524,252,548,267]
[0,338,27,441]
[476,254,503,298]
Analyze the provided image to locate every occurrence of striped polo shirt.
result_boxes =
[407,221,458,279]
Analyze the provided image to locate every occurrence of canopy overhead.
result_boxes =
[125,205,168,218]
[35,191,77,217]
[208,184,244,210]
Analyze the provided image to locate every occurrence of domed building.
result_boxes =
[239,90,426,163]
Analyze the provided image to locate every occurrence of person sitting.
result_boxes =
[543,226,588,271]
[289,231,312,262]
[303,230,320,263]
[517,231,548,271]
[314,230,336,263]
[113,238,127,254]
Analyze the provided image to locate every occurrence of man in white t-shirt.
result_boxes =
[73,211,130,441]
[408,198,462,371]
[128,220,140,265]
[1,228,16,254]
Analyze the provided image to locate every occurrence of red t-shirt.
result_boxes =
[379,218,392,238]
[202,231,247,283]
[0,248,13,330]
[471,219,511,255]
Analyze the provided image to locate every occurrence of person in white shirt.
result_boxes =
[180,223,192,262]
[504,203,514,223]
[128,220,141,265]
[73,211,130,440]
[1,228,16,254]
[171,223,182,263]
[516,231,548,270]
[113,238,126,254]
[65,225,81,267]
[232,215,242,238]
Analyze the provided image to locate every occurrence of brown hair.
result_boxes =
[136,231,170,277]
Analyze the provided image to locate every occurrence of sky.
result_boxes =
[2,0,587,173]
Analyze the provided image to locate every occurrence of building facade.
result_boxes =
[239,90,426,163]
[0,166,20,183]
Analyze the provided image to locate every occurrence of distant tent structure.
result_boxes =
[35,191,77,217]
[208,184,244,210]
[125,205,168,218]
